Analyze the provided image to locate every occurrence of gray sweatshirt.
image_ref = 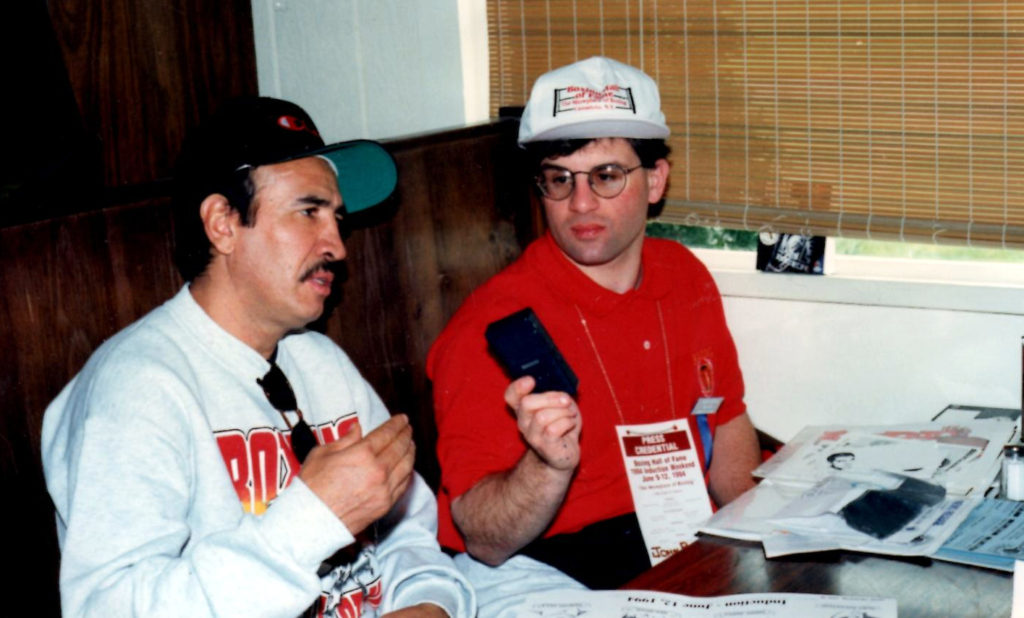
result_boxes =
[43,286,474,618]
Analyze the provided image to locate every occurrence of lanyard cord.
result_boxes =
[656,301,676,420]
[575,305,625,424]
[574,300,674,426]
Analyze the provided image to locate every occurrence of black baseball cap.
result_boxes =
[176,96,397,213]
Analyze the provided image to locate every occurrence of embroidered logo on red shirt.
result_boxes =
[696,356,715,397]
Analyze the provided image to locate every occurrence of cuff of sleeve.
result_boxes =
[261,477,355,569]
[388,566,474,618]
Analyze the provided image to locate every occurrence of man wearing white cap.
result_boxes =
[428,57,760,611]
[43,97,474,618]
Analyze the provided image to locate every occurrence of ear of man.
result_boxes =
[199,193,242,257]
[645,158,671,205]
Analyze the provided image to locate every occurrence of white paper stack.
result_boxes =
[700,419,1019,563]
[753,419,1017,497]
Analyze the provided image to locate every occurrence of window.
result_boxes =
[647,222,1024,263]
[488,1,1024,250]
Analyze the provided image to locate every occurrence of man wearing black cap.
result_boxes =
[42,97,474,618]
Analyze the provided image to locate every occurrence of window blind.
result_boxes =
[488,1,1024,248]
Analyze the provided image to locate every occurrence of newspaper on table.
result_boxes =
[700,473,980,559]
[754,419,1017,497]
[516,589,896,618]
[934,498,1024,572]
[700,420,1015,560]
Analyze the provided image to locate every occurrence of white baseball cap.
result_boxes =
[517,56,670,145]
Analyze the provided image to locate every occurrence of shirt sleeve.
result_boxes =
[373,475,476,617]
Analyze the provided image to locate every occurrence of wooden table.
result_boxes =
[623,535,1013,617]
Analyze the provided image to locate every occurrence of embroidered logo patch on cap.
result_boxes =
[554,85,637,116]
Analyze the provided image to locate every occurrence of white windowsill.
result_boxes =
[691,248,1024,316]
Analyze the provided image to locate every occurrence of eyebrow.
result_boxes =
[297,195,334,207]
[296,194,345,212]
[539,162,622,170]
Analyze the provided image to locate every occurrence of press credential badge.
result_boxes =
[616,419,713,565]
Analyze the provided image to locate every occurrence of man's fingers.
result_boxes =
[375,421,414,470]
[531,403,578,425]
[388,442,416,501]
[516,391,573,419]
[301,415,417,533]
[362,414,410,454]
[516,394,577,435]
[336,422,363,445]
[504,376,536,408]
[539,416,579,440]
[302,421,361,460]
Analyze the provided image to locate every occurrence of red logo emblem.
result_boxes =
[697,357,715,397]
[277,114,320,138]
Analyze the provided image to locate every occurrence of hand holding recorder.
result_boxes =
[487,308,582,471]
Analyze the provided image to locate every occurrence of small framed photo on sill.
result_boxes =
[756,232,830,274]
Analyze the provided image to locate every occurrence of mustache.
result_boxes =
[300,259,338,282]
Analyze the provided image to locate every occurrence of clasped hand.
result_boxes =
[299,414,415,535]
[505,376,582,471]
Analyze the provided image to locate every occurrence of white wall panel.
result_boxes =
[724,294,1024,442]
[252,0,466,142]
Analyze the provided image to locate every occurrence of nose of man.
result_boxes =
[566,179,600,214]
[320,217,347,262]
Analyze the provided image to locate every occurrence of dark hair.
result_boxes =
[171,165,258,282]
[522,138,671,216]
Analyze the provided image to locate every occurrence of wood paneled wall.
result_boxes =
[3,2,258,610]
[2,1,258,227]
[1,121,536,615]
[47,0,258,189]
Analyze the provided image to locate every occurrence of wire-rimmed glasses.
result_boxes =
[535,163,643,200]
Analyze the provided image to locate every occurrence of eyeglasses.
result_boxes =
[535,163,643,200]
[257,361,318,463]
